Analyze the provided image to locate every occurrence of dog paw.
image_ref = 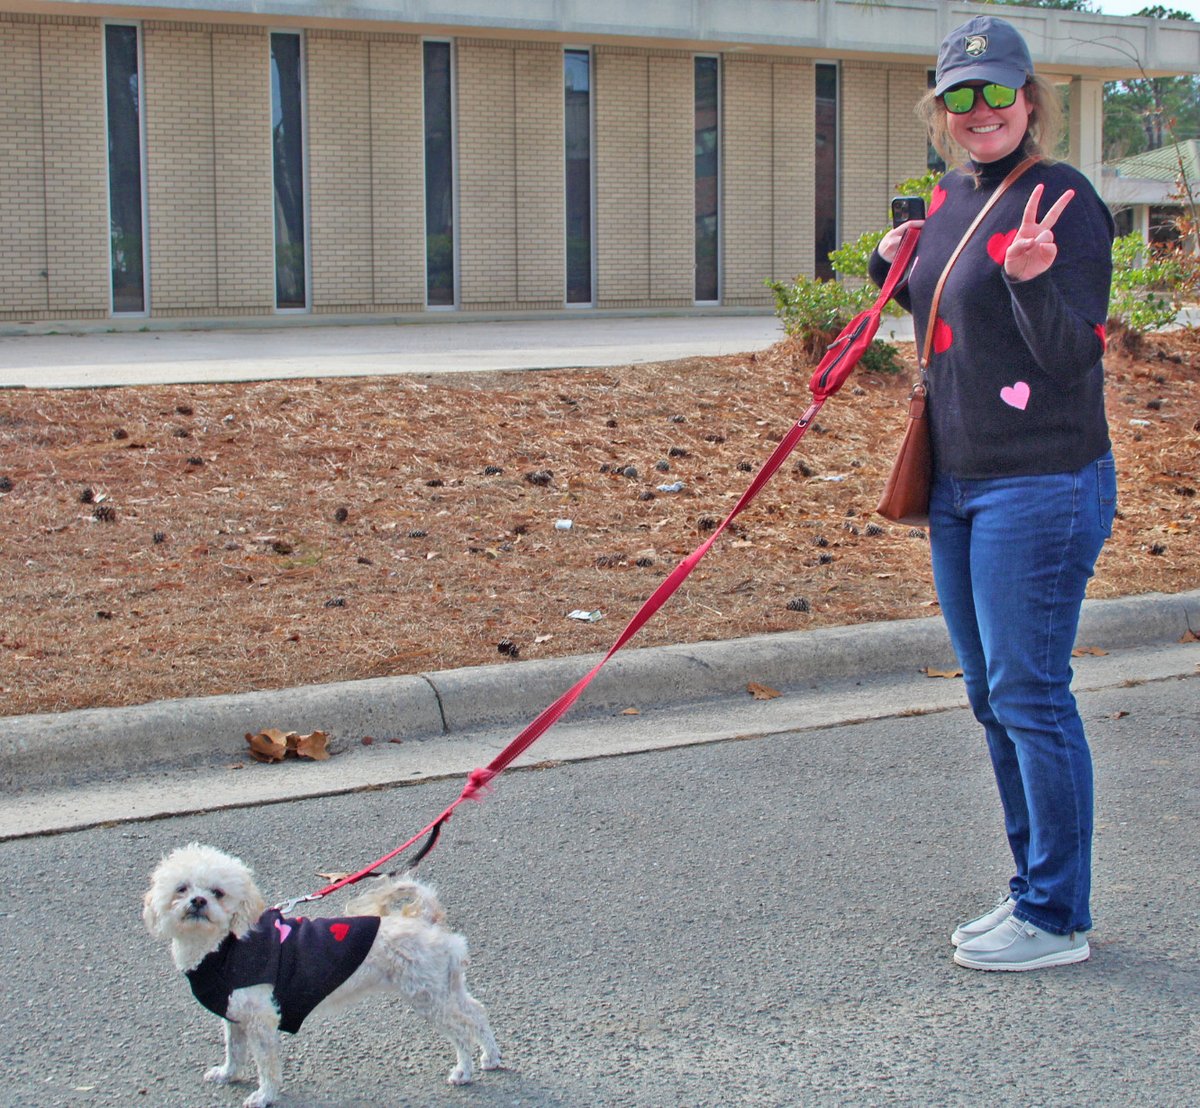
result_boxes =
[481,1051,503,1071]
[447,1064,474,1086]
[243,1091,276,1108]
[204,1065,237,1085]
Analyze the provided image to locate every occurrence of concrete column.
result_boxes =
[1069,76,1104,188]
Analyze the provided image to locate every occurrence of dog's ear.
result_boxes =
[229,883,267,937]
[143,887,165,937]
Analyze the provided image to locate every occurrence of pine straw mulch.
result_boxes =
[0,326,1196,718]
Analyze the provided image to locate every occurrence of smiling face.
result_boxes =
[945,82,1032,163]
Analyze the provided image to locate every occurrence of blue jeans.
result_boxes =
[929,453,1117,935]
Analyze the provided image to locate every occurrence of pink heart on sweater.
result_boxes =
[274,918,293,943]
[1000,381,1031,410]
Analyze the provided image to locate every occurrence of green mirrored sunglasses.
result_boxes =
[942,83,1020,114]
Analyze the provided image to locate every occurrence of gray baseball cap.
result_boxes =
[934,16,1034,96]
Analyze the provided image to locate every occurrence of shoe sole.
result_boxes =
[953,941,1090,972]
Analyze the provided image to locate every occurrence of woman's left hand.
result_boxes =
[1005,184,1075,283]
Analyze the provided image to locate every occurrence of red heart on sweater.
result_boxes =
[929,184,947,216]
[987,229,1018,266]
[933,317,953,355]
[329,922,350,942]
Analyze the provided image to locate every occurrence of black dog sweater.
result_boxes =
[186,909,380,1033]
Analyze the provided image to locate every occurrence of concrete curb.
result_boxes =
[2,589,1196,792]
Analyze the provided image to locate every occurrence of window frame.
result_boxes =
[422,37,459,310]
[102,20,150,317]
[563,46,596,308]
[693,52,721,305]
[269,29,310,313]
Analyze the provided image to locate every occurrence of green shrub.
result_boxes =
[1109,233,1184,333]
[764,275,876,355]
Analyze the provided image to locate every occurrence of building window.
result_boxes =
[694,56,720,303]
[814,63,838,281]
[270,32,307,310]
[104,24,146,314]
[424,41,455,308]
[564,49,593,305]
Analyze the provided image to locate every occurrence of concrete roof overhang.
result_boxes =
[9,0,1200,81]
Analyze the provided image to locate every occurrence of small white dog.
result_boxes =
[143,843,500,1107]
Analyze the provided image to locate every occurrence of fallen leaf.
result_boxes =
[747,681,782,700]
[246,728,330,762]
[1072,646,1108,657]
[923,667,963,679]
[245,728,288,763]
[621,707,640,716]
[288,730,331,760]
[1110,710,1130,720]
[1181,629,1199,643]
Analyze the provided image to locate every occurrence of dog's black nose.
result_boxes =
[190,895,207,908]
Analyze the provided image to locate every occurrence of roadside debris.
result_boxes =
[245,728,331,763]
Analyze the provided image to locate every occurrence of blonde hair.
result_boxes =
[918,74,1064,177]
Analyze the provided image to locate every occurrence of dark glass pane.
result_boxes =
[694,57,719,302]
[564,50,591,304]
[271,33,306,309]
[424,41,455,307]
[105,25,144,313]
[814,63,838,280]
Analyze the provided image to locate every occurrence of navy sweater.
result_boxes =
[869,144,1115,478]
[186,909,380,1034]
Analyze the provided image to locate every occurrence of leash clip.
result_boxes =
[273,893,319,916]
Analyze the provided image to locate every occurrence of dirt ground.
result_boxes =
[1,327,1196,717]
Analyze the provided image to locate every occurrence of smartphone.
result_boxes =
[891,196,926,227]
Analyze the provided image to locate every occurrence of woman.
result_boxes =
[870,15,1117,971]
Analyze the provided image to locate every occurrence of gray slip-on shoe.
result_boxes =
[953,915,1090,971]
[950,895,1015,947]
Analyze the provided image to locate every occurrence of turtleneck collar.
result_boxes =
[970,136,1035,185]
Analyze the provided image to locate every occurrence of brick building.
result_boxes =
[2,0,1198,325]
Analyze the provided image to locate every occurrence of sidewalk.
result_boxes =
[3,588,1196,839]
[0,310,920,389]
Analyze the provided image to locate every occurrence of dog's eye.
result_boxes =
[212,889,225,899]
[176,884,188,895]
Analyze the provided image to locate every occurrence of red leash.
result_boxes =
[282,228,921,911]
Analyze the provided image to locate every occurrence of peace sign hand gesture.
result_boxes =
[1005,183,1075,283]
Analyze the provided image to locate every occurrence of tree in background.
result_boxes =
[989,1,1200,158]
[1102,6,1200,158]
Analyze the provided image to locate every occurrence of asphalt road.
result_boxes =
[2,664,1197,1108]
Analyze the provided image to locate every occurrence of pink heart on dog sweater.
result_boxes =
[274,918,293,943]
[1000,381,1031,410]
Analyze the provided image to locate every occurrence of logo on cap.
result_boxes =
[965,34,988,57]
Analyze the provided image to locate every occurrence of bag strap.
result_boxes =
[920,154,1040,367]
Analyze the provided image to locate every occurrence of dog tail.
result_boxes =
[345,873,445,923]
